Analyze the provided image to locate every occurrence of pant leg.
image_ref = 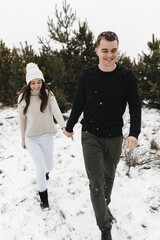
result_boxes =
[39,134,54,173]
[25,136,47,192]
[81,132,111,231]
[104,136,123,205]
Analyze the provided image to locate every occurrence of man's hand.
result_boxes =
[126,136,138,150]
[63,128,74,140]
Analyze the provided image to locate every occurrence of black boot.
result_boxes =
[101,229,112,240]
[108,208,116,224]
[46,172,49,180]
[38,189,49,210]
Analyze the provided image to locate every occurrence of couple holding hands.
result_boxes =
[18,31,141,240]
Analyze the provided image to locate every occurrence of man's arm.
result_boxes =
[65,72,86,136]
[126,70,141,149]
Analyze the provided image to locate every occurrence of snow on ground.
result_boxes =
[0,106,160,240]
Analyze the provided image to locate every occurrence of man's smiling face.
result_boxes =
[95,38,119,71]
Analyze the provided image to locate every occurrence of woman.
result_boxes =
[18,62,65,210]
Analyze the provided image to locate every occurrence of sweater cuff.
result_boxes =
[129,132,139,140]
[65,125,74,133]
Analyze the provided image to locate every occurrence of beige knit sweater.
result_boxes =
[18,91,65,138]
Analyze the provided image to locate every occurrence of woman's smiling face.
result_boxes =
[30,78,42,92]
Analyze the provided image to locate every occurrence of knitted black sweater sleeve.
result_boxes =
[127,70,141,139]
[65,72,86,132]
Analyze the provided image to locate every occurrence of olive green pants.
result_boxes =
[81,131,123,231]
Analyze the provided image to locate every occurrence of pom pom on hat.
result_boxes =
[26,62,45,85]
[26,62,39,72]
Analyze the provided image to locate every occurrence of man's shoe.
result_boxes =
[101,229,112,240]
[108,208,116,224]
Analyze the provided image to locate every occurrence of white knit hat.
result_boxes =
[26,62,45,85]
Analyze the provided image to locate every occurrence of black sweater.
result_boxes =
[66,64,141,139]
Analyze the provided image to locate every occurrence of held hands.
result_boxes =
[126,136,138,150]
[62,128,74,140]
[22,138,27,149]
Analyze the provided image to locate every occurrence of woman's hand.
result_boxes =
[22,138,27,149]
[62,128,74,140]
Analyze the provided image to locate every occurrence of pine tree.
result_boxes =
[39,0,96,103]
[38,47,68,112]
[117,53,133,69]
[60,20,96,102]
[10,47,24,104]
[134,34,160,108]
[0,40,13,105]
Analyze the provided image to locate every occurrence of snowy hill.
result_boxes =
[0,106,160,240]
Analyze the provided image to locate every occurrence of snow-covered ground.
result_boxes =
[0,106,160,240]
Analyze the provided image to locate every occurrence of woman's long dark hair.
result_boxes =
[17,81,52,115]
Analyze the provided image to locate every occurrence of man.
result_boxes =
[63,31,141,240]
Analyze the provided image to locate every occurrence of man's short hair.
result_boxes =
[96,31,119,47]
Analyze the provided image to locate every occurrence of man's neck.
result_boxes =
[98,63,117,72]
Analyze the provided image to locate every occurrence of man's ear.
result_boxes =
[95,48,99,56]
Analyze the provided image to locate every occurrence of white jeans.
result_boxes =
[25,134,54,192]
